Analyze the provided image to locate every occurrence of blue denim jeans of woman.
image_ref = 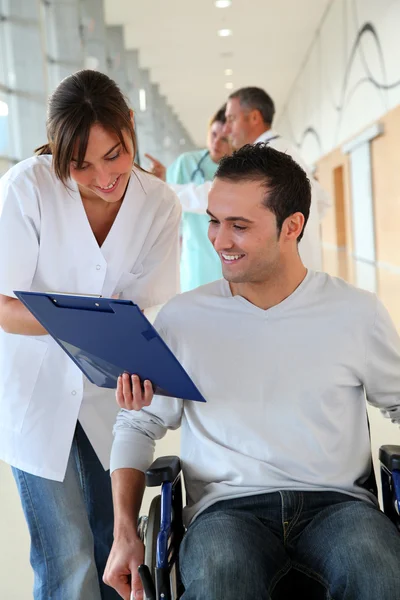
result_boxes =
[12,421,119,600]
[180,490,400,600]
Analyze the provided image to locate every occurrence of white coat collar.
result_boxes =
[254,129,279,144]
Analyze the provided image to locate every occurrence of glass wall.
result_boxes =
[0,0,194,179]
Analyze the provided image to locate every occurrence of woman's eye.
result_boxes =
[72,163,88,171]
[107,153,120,161]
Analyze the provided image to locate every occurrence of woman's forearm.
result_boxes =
[0,295,47,335]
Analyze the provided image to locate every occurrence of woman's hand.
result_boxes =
[144,153,166,181]
[116,373,154,411]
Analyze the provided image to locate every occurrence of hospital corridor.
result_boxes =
[1,1,400,599]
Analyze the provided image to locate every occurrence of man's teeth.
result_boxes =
[222,254,243,261]
[99,177,118,190]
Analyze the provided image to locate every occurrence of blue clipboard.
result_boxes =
[14,291,206,403]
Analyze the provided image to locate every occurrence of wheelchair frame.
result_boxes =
[138,456,185,600]
[138,447,400,600]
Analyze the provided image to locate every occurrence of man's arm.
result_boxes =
[364,296,400,423]
[105,363,183,599]
[103,468,146,600]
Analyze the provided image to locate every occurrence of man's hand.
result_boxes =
[103,534,145,599]
[116,373,154,411]
[145,153,167,181]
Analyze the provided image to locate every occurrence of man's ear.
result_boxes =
[283,212,305,241]
[249,108,264,127]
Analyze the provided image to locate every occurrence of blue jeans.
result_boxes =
[12,422,119,600]
[180,491,400,599]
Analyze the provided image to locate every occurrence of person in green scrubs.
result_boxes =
[147,106,232,291]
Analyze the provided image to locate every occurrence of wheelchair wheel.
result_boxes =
[144,494,161,578]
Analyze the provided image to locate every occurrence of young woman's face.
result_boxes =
[207,120,232,163]
[70,124,134,203]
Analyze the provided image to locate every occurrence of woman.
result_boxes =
[0,70,181,599]
[146,106,232,292]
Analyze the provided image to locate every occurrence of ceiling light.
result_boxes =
[225,68,233,76]
[215,0,231,7]
[218,28,232,37]
[0,100,9,117]
[225,82,234,90]
[139,89,146,112]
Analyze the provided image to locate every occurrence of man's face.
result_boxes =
[207,120,232,163]
[224,98,256,149]
[208,178,282,284]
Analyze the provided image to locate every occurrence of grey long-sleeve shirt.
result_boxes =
[111,271,400,524]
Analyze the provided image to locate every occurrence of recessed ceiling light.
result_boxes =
[215,0,231,7]
[218,28,232,37]
[225,82,234,90]
[225,68,233,76]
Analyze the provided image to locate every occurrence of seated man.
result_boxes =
[104,144,400,600]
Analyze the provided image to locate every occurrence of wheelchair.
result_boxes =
[137,447,400,600]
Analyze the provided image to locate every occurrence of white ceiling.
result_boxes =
[104,0,331,146]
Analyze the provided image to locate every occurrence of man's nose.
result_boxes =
[223,122,231,136]
[213,227,234,251]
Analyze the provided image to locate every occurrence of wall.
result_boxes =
[316,103,400,269]
[277,0,400,167]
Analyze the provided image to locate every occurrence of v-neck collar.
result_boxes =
[69,172,134,257]
[221,270,313,318]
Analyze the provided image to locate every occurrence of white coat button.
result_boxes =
[71,390,77,396]
[96,265,101,270]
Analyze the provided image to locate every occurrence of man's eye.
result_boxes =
[233,225,247,231]
[209,219,219,225]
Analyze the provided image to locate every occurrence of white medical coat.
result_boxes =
[0,155,181,481]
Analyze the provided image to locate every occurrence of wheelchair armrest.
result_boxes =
[379,445,400,472]
[145,455,181,487]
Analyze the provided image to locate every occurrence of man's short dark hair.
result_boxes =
[211,104,227,125]
[229,87,275,125]
[215,143,311,242]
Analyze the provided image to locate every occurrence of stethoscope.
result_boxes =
[190,136,281,183]
[190,150,210,183]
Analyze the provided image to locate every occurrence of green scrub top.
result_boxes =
[167,149,223,292]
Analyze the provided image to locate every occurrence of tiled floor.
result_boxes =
[0,248,399,598]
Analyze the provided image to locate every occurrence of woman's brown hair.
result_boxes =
[35,70,137,183]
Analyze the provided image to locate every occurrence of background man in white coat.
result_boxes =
[223,87,330,271]
[173,86,331,272]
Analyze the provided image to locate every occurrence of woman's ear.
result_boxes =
[130,109,135,127]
